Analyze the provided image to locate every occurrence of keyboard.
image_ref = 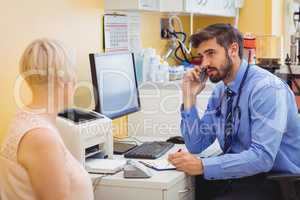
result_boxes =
[124,141,175,159]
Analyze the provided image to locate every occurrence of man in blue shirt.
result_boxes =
[168,24,300,200]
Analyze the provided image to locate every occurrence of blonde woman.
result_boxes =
[0,39,94,200]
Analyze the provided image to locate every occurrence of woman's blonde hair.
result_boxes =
[20,38,76,86]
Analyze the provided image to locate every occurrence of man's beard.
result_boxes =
[209,52,233,83]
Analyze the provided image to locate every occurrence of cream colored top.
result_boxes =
[0,111,94,200]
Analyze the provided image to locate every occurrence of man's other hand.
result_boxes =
[168,151,204,176]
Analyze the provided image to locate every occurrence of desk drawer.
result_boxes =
[94,185,163,200]
[164,176,195,200]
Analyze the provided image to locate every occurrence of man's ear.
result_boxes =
[229,42,239,57]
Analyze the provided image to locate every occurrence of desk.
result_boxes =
[91,137,195,200]
[275,65,300,84]
[275,65,300,112]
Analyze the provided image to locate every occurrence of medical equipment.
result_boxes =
[162,15,191,63]
[290,7,300,65]
[215,51,251,153]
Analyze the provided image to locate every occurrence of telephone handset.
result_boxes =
[199,68,207,83]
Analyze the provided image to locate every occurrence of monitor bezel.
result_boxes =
[89,52,141,119]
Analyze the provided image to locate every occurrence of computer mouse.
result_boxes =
[166,136,185,144]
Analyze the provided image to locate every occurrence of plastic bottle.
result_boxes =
[142,48,156,81]
[156,61,170,82]
[134,50,144,84]
[149,55,160,82]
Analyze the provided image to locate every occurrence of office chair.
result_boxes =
[267,173,300,200]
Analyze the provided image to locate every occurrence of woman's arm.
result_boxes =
[18,128,71,200]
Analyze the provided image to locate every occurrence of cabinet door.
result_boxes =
[139,0,160,11]
[104,0,139,10]
[216,0,236,17]
[184,0,203,13]
[160,0,184,12]
[95,185,163,200]
[184,0,220,16]
[200,0,216,16]
[164,176,195,200]
[104,0,159,11]
[226,0,236,17]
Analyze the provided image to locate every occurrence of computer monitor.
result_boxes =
[89,52,141,119]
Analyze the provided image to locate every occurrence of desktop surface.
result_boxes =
[90,137,189,190]
[91,136,195,200]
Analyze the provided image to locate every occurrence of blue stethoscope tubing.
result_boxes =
[216,51,251,141]
[233,59,251,136]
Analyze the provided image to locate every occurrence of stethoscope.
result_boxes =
[215,53,251,140]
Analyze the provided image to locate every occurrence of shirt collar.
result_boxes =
[226,59,248,94]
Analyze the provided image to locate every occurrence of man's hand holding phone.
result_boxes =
[182,65,208,110]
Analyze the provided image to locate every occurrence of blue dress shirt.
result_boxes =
[181,60,300,180]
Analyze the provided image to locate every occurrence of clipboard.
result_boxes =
[139,160,176,171]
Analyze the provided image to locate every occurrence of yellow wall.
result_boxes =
[239,0,272,35]
[0,0,274,142]
[0,0,170,142]
[0,0,104,142]
[141,12,168,55]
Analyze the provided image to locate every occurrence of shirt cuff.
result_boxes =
[202,157,224,180]
[180,104,198,120]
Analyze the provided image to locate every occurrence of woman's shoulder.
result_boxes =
[0,111,60,162]
[18,127,65,167]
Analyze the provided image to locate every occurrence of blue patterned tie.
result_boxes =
[224,87,235,153]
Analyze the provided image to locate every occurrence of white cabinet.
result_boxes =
[92,145,195,200]
[94,174,194,200]
[104,0,238,17]
[104,0,160,11]
[160,0,185,12]
[104,0,185,12]
[164,177,195,200]
[215,0,237,17]
[184,0,236,17]
[184,0,215,14]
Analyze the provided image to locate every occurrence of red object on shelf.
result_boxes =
[244,34,256,49]
[243,33,256,64]
[244,37,256,49]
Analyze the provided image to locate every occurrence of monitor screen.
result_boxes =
[89,52,140,119]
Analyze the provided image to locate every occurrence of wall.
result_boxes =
[0,0,171,142]
[239,0,272,35]
[0,0,104,142]
[0,0,275,142]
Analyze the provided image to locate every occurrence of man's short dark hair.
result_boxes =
[190,23,244,59]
